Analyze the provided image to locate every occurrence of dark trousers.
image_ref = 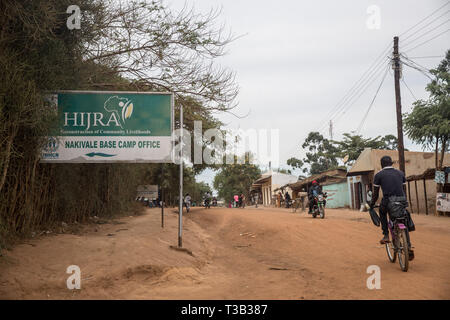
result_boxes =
[379,198,389,236]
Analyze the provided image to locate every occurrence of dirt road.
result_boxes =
[1,206,449,299]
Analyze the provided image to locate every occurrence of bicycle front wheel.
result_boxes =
[319,206,325,219]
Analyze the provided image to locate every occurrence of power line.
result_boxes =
[327,58,390,132]
[399,1,450,37]
[402,17,450,50]
[289,2,450,157]
[313,42,392,134]
[402,55,433,73]
[401,54,435,81]
[401,77,418,101]
[315,2,450,136]
[402,60,433,80]
[319,56,390,133]
[356,64,390,134]
[407,55,445,59]
[315,53,391,134]
[404,28,450,53]
[401,9,450,43]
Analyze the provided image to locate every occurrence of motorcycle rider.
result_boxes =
[308,180,324,213]
[369,156,413,256]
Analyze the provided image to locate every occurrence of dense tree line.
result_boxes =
[287,132,399,175]
[0,0,237,247]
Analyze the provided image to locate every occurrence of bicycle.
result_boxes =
[374,205,413,272]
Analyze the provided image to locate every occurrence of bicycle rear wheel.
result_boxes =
[397,229,409,272]
[385,232,396,263]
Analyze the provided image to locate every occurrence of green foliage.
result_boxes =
[0,0,237,246]
[404,50,450,169]
[299,132,340,175]
[213,162,261,203]
[286,157,303,170]
[333,133,399,164]
[287,132,400,175]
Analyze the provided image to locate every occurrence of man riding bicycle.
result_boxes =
[369,156,414,257]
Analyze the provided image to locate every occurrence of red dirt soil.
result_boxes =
[1,206,449,299]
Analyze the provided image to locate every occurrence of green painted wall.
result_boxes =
[323,182,350,208]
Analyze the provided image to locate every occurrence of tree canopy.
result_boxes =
[0,0,238,246]
[213,162,261,203]
[404,50,450,170]
[287,132,399,175]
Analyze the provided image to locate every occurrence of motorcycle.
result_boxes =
[311,192,327,219]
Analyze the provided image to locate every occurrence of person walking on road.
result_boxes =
[285,191,291,208]
[204,192,211,209]
[184,193,191,213]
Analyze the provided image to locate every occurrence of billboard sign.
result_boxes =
[41,91,174,163]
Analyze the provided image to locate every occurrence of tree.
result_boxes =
[0,0,238,245]
[287,132,340,175]
[333,133,399,165]
[286,157,303,170]
[213,162,261,203]
[286,132,400,174]
[83,0,239,113]
[404,51,450,174]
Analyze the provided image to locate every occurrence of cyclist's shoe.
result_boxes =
[408,249,415,261]
[379,235,390,244]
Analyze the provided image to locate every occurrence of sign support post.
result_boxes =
[161,164,164,228]
[178,104,183,247]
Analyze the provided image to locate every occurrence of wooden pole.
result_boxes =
[423,179,428,215]
[407,181,413,213]
[393,36,406,174]
[415,180,419,214]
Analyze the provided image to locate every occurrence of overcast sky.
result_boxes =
[169,0,450,191]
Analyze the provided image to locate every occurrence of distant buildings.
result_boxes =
[289,169,349,209]
[250,171,298,206]
[250,148,450,215]
[347,148,450,214]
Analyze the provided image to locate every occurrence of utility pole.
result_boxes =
[329,120,333,140]
[393,36,406,174]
